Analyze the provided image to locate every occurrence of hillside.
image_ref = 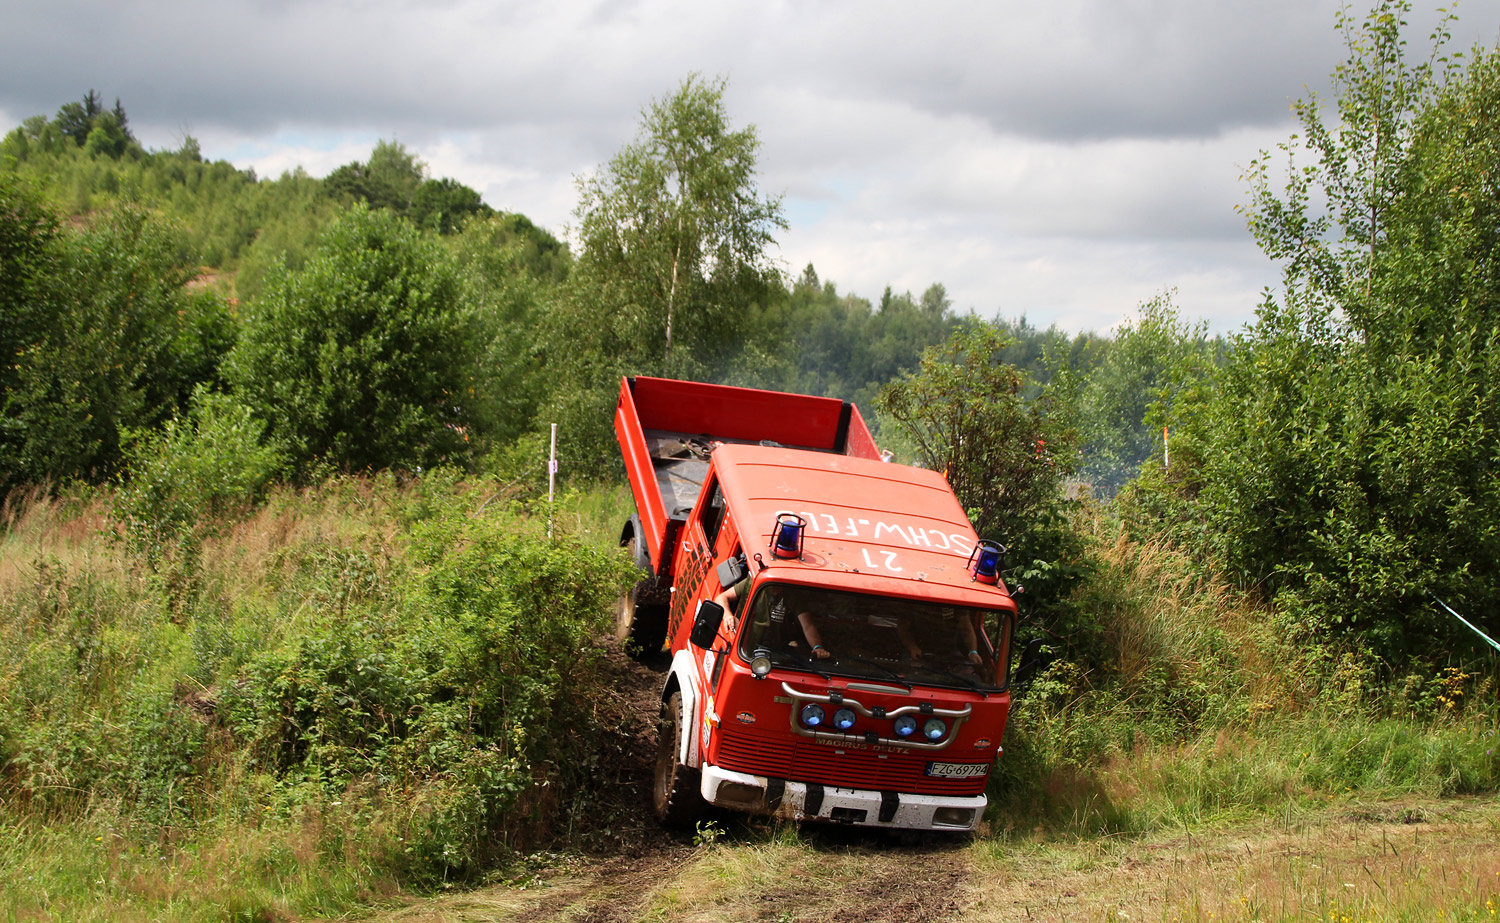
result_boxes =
[3,478,1497,922]
[5,5,1500,918]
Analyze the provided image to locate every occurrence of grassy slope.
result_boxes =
[989,512,1500,837]
[0,477,637,922]
[2,481,1497,922]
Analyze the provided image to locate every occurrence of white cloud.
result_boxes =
[780,215,1273,335]
[3,0,1497,333]
[202,130,376,180]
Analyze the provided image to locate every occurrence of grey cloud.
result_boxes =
[0,0,1335,141]
[2,0,654,135]
[4,0,1498,333]
[731,0,1343,141]
[5,0,1491,150]
[769,0,1495,141]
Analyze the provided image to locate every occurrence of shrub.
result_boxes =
[879,320,1091,646]
[227,205,483,476]
[0,194,233,494]
[220,496,636,877]
[116,386,284,566]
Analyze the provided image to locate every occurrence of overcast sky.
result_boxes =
[4,0,1498,334]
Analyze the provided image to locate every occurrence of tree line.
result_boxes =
[0,78,1021,492]
[5,1,1500,674]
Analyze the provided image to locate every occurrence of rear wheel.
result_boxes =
[653,691,703,827]
[615,535,668,659]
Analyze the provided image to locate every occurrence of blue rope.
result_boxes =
[1427,590,1500,655]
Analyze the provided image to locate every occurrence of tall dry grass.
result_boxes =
[988,506,1500,840]
[0,473,636,923]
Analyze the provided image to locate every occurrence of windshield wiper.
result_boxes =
[914,665,987,694]
[773,647,833,681]
[830,653,913,692]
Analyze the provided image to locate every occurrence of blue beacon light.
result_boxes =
[772,513,807,559]
[968,540,1006,585]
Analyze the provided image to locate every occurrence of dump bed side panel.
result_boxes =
[844,402,880,461]
[616,376,883,572]
[615,378,671,569]
[627,376,878,455]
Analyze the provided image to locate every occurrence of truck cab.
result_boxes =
[615,377,1017,832]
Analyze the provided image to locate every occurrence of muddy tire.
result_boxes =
[616,536,668,659]
[653,691,703,827]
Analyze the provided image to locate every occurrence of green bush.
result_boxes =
[1128,11,1500,662]
[879,320,1092,650]
[116,386,284,566]
[219,497,636,877]
[227,205,483,476]
[0,192,233,494]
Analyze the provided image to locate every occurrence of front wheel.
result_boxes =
[653,691,703,827]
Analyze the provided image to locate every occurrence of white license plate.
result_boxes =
[925,761,989,779]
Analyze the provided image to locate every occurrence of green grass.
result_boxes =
[3,481,1498,921]
[0,474,637,922]
[986,509,1500,841]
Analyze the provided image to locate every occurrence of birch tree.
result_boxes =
[566,73,786,377]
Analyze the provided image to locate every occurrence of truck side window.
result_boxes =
[700,482,727,548]
[725,545,746,616]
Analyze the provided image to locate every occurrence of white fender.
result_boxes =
[666,649,703,767]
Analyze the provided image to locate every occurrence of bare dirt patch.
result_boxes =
[557,640,675,857]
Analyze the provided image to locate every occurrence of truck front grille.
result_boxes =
[712,726,989,797]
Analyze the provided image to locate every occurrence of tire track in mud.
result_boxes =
[517,845,696,923]
[367,844,695,923]
[821,857,970,923]
[742,837,975,923]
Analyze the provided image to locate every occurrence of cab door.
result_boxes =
[684,477,742,753]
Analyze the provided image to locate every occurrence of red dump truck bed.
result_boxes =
[615,376,880,578]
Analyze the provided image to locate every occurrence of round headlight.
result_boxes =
[833,707,857,731]
[893,715,918,738]
[923,718,948,741]
[750,653,772,678]
[801,704,826,728]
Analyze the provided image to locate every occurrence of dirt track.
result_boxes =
[347,647,1500,923]
[358,799,1500,923]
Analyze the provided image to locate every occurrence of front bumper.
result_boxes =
[701,763,986,831]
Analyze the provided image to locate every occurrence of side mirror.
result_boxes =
[716,555,749,589]
[690,599,725,650]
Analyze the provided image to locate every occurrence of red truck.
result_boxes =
[614,376,1019,832]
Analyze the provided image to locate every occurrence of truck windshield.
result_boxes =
[735,582,1008,690]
